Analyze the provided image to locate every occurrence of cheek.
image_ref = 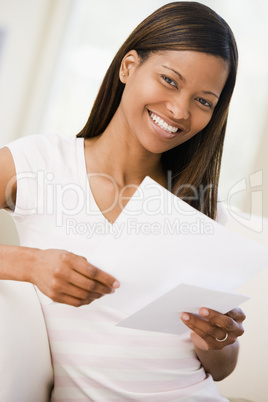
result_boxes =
[177,112,213,146]
[130,77,164,107]
[145,83,166,103]
[122,80,164,121]
[192,110,213,133]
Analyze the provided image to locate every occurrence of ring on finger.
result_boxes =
[215,328,228,342]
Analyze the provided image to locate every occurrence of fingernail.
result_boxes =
[181,313,190,321]
[112,280,120,289]
[200,308,209,316]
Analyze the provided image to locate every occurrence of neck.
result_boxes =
[84,109,166,188]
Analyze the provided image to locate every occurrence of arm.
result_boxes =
[181,307,246,381]
[0,147,120,306]
[0,244,120,306]
[194,340,238,381]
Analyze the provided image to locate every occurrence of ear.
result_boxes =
[119,50,140,83]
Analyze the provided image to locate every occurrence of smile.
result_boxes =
[148,111,180,134]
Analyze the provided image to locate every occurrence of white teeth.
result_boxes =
[149,112,179,134]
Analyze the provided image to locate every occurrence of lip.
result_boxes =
[147,110,184,140]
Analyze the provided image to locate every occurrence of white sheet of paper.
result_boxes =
[116,283,249,335]
[41,176,268,335]
[89,177,268,318]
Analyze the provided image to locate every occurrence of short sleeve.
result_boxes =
[5,134,56,218]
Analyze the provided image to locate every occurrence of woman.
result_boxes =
[0,2,245,401]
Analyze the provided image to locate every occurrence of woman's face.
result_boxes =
[119,50,229,154]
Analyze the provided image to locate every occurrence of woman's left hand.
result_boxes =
[181,307,246,350]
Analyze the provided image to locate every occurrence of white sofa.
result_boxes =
[0,281,53,402]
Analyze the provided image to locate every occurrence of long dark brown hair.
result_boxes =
[77,1,238,219]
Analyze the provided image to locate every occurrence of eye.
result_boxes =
[196,97,212,108]
[162,75,177,88]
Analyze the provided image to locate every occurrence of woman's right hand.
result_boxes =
[30,249,120,307]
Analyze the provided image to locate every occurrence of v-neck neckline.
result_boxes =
[77,137,141,227]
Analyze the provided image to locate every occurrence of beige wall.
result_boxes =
[0,0,72,244]
[0,0,72,145]
[247,109,268,219]
[213,213,268,402]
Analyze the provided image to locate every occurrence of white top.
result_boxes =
[6,134,228,401]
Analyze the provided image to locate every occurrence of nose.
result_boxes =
[165,94,190,120]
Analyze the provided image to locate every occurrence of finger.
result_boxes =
[200,307,246,323]
[227,308,246,322]
[199,308,243,335]
[60,282,108,301]
[52,293,91,308]
[190,330,210,351]
[181,313,234,344]
[68,253,120,289]
[68,270,116,295]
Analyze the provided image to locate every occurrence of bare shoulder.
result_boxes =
[0,147,17,210]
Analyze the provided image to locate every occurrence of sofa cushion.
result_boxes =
[0,281,53,402]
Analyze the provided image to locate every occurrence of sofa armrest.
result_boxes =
[0,281,54,402]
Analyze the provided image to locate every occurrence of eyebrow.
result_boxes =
[162,65,185,82]
[161,65,219,99]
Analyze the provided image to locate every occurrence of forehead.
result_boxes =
[142,50,228,69]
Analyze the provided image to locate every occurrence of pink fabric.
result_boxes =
[40,302,227,401]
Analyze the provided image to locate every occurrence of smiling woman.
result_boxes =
[117,50,228,151]
[0,2,247,402]
[78,2,237,219]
